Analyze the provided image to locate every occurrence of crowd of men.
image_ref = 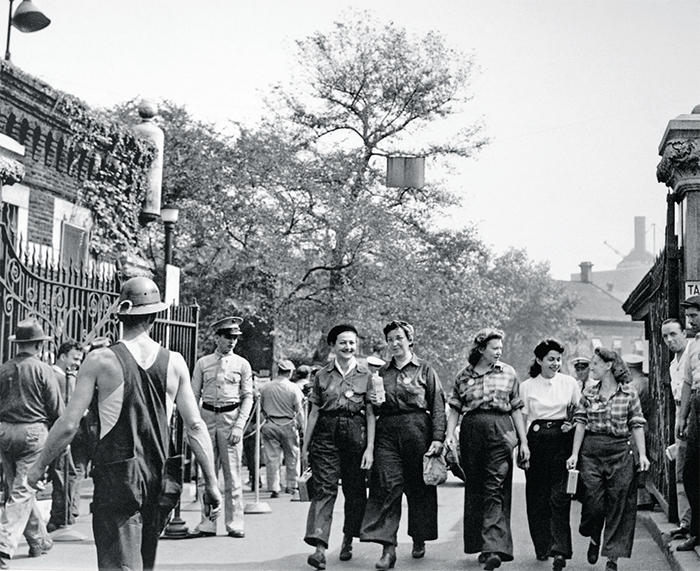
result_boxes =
[0,277,697,569]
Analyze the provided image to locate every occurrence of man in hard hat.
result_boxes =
[0,318,62,568]
[28,277,222,571]
[189,316,253,539]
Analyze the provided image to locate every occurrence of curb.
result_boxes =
[639,511,700,571]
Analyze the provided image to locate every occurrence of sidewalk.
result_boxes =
[640,509,700,571]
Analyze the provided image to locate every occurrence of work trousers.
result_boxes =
[525,420,573,559]
[304,414,367,548]
[0,422,51,558]
[48,448,81,528]
[361,411,436,546]
[676,424,692,528]
[195,408,244,534]
[459,410,516,561]
[578,433,637,559]
[683,395,700,540]
[262,420,299,493]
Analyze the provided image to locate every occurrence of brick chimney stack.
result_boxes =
[580,262,593,283]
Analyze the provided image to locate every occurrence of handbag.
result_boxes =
[297,468,315,502]
[423,451,448,486]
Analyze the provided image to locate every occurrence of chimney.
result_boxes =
[580,262,593,283]
[634,216,645,252]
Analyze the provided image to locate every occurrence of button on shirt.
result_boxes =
[377,354,447,441]
[309,359,372,415]
[192,349,253,429]
[448,361,524,414]
[572,382,646,437]
[520,372,581,424]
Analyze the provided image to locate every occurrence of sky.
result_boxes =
[5,0,699,280]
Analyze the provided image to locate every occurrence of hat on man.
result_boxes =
[366,356,385,368]
[622,354,644,368]
[277,359,295,372]
[571,356,591,366]
[116,277,170,316]
[9,318,52,343]
[211,316,243,335]
[681,295,700,309]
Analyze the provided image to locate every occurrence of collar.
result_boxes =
[334,356,357,377]
[466,361,503,376]
[390,352,421,369]
[215,349,233,358]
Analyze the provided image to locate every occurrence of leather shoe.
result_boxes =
[671,526,690,539]
[552,554,566,570]
[339,539,353,561]
[587,541,599,564]
[270,491,279,499]
[186,530,216,538]
[478,552,488,563]
[604,561,618,571]
[677,536,698,551]
[228,530,245,538]
[376,546,396,570]
[307,551,326,570]
[29,538,52,558]
[484,553,502,570]
[536,554,549,561]
[412,539,426,558]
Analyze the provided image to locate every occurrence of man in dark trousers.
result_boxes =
[28,277,222,571]
[0,318,62,569]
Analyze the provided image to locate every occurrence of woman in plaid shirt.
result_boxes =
[566,347,650,571]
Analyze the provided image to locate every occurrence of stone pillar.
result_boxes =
[657,106,700,284]
[132,100,164,226]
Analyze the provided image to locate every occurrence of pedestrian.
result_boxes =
[360,320,446,569]
[571,356,597,392]
[0,318,62,568]
[566,347,649,571]
[520,339,581,570]
[295,364,313,398]
[661,318,692,540]
[302,324,375,570]
[676,295,700,551]
[47,340,83,532]
[189,316,253,539]
[27,277,222,571]
[444,328,529,571]
[260,359,305,498]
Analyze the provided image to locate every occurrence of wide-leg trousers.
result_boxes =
[304,414,367,548]
[360,411,436,546]
[578,433,637,559]
[525,420,573,559]
[683,395,700,540]
[459,410,516,561]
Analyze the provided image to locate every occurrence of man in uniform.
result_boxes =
[571,356,595,392]
[260,359,305,498]
[189,316,253,538]
[661,318,692,538]
[47,340,83,532]
[28,277,222,571]
[0,318,61,568]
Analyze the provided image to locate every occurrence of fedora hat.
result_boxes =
[9,318,51,343]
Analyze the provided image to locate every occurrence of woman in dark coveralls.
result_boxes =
[444,328,529,571]
[360,320,446,570]
[566,347,649,571]
[301,324,375,570]
[520,339,581,571]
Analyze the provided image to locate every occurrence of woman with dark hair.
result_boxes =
[520,339,581,571]
[444,328,529,571]
[302,324,376,570]
[566,347,649,571]
[360,320,446,570]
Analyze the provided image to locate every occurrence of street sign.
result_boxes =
[685,281,700,298]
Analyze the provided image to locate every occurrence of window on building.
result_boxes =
[612,337,622,351]
[60,222,87,268]
[591,338,602,349]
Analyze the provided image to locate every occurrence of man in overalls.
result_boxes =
[27,277,222,570]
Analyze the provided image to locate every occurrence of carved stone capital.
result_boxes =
[658,110,700,197]
[0,155,25,186]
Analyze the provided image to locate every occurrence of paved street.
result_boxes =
[3,465,673,571]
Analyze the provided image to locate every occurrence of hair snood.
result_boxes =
[594,347,631,384]
[383,320,415,346]
[468,328,505,366]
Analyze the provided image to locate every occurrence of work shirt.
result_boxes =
[448,361,524,414]
[192,349,253,431]
[670,348,688,402]
[683,335,700,391]
[376,354,446,441]
[0,352,63,425]
[309,360,372,415]
[520,372,580,424]
[573,382,646,437]
[260,378,303,420]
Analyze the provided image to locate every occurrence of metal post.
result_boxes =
[244,398,271,514]
[5,0,14,61]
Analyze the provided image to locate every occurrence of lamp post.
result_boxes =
[4,0,50,61]
[161,205,179,267]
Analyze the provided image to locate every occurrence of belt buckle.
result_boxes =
[544,421,554,429]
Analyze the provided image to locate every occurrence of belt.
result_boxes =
[202,402,239,413]
[532,419,565,429]
[380,408,427,418]
[320,410,364,418]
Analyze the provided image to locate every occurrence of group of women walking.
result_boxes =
[301,322,649,571]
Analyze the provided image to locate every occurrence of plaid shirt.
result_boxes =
[573,382,646,437]
[448,361,523,414]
